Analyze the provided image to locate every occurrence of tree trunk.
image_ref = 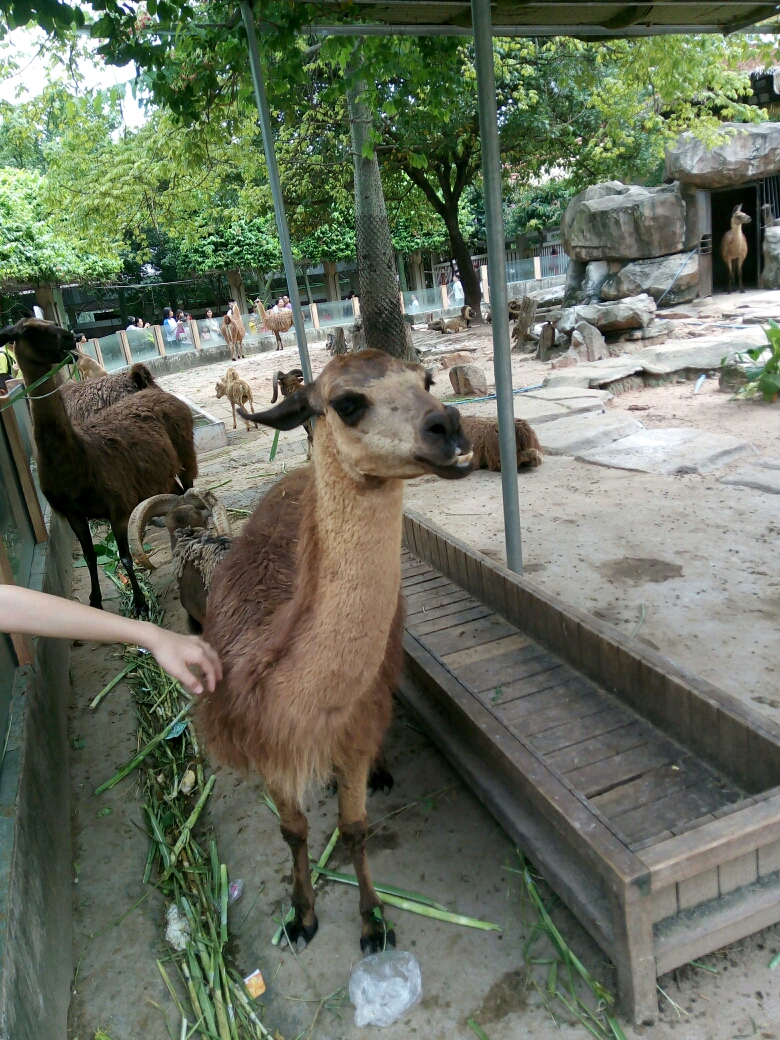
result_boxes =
[347,74,410,359]
[444,215,482,321]
[35,283,66,326]
[409,250,425,290]
[227,269,248,315]
[323,261,340,301]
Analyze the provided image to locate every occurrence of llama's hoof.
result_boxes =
[361,925,396,955]
[368,763,394,795]
[281,915,318,950]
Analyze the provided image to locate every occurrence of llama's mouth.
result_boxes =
[415,449,474,479]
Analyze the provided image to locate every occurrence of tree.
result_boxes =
[0,166,120,289]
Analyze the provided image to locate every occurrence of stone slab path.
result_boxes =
[577,427,755,475]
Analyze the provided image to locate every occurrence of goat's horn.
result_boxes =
[199,490,233,538]
[128,494,181,571]
[271,370,279,403]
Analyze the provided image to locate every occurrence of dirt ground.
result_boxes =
[68,294,780,1040]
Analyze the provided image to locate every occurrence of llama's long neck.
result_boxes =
[296,422,404,710]
[16,357,81,476]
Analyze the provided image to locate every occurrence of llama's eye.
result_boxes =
[330,392,369,426]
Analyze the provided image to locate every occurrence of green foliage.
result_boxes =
[0,167,120,288]
[730,321,780,402]
[175,214,282,275]
[505,180,579,238]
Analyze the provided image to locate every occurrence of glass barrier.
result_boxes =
[125,327,159,364]
[505,258,536,283]
[196,317,226,348]
[539,252,568,278]
[9,396,45,512]
[96,333,127,372]
[161,320,196,356]
[76,340,100,364]
[314,300,356,328]
[403,286,447,314]
[0,421,35,588]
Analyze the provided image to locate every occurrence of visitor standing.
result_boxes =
[162,307,178,347]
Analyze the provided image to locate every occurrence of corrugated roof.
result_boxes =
[307,1,780,36]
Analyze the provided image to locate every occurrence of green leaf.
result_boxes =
[97,806,113,817]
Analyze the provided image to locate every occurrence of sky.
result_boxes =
[0,26,146,128]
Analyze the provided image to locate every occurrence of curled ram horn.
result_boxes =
[199,489,232,538]
[271,370,279,403]
[128,494,183,571]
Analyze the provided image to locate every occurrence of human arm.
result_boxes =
[0,586,221,695]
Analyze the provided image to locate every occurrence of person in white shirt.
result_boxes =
[162,307,178,345]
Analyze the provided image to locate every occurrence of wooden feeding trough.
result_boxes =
[398,510,780,1024]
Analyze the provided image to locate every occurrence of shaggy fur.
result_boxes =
[216,369,255,430]
[221,303,246,360]
[256,300,294,350]
[271,368,304,402]
[427,305,475,334]
[173,527,232,592]
[1,319,196,614]
[61,363,158,422]
[460,414,543,471]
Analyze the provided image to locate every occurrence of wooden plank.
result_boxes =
[610,886,658,1024]
[638,793,780,891]
[654,872,780,976]
[457,644,550,693]
[529,706,636,757]
[420,615,517,656]
[1,408,46,542]
[614,781,741,846]
[443,633,531,670]
[405,585,468,611]
[516,693,616,739]
[678,867,719,909]
[566,741,682,800]
[546,721,650,775]
[591,758,715,820]
[409,605,493,637]
[405,593,475,622]
[758,838,780,877]
[482,561,507,619]
[402,574,452,594]
[651,885,678,923]
[498,665,579,706]
[719,851,758,895]
[502,677,597,723]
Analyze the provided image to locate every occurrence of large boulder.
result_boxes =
[562,182,686,262]
[761,225,780,289]
[571,321,609,362]
[601,252,699,305]
[558,293,657,335]
[449,364,488,397]
[665,123,780,189]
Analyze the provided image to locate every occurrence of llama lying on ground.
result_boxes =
[427,306,476,334]
[216,367,256,431]
[460,415,543,471]
[199,349,473,954]
[2,319,196,615]
[61,363,158,422]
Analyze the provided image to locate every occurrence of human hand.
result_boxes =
[145,628,222,695]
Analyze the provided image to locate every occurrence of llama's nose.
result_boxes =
[421,405,462,445]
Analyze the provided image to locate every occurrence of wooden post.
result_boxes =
[352,296,361,316]
[480,264,490,305]
[153,325,166,357]
[610,885,659,1025]
[91,339,104,368]
[310,302,320,330]
[0,408,46,542]
[189,319,201,350]
[399,292,405,315]
[118,330,132,366]
[533,255,542,280]
[440,283,448,309]
[0,543,34,665]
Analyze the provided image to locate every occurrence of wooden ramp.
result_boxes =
[398,510,780,1025]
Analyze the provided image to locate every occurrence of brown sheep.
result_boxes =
[215,368,256,431]
[2,319,197,615]
[459,415,543,470]
[61,363,158,423]
[199,350,473,954]
[427,305,476,334]
[271,368,304,402]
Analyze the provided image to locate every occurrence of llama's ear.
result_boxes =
[238,384,322,430]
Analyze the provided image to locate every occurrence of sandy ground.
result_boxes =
[68,294,780,1040]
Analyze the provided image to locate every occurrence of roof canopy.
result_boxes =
[306,0,780,37]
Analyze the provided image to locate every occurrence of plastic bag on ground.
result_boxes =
[349,950,422,1027]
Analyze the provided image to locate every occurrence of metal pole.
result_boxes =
[241,1,312,383]
[470,0,523,573]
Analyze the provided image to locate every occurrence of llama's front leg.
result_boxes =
[231,401,237,430]
[270,788,318,948]
[113,519,148,616]
[336,758,396,954]
[68,512,102,609]
[739,259,745,293]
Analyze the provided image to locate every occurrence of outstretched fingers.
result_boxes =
[148,631,222,694]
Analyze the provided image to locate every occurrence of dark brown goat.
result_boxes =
[271,368,304,402]
[1,319,197,614]
[459,415,543,471]
[200,350,473,954]
[61,363,158,422]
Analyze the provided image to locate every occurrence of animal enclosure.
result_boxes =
[711,185,759,291]
[399,510,780,1025]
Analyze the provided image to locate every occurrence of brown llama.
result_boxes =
[199,350,473,953]
[720,204,752,293]
[460,415,543,470]
[1,319,197,615]
[221,302,246,360]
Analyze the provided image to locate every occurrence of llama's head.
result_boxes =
[0,318,77,368]
[732,204,752,226]
[240,349,473,481]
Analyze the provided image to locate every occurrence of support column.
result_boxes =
[241,2,312,382]
[410,250,425,290]
[471,0,523,574]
